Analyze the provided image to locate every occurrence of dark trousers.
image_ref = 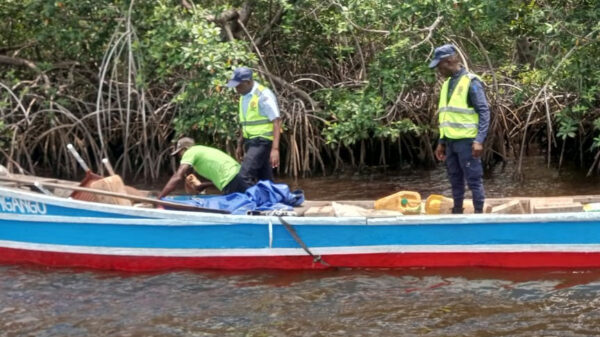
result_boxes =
[445,139,485,213]
[239,137,273,186]
[222,173,250,194]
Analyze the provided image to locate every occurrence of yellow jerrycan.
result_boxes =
[425,194,454,214]
[185,174,204,194]
[374,191,421,215]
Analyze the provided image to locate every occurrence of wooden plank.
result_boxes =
[491,200,525,214]
[304,206,334,217]
[519,199,531,213]
[334,200,375,208]
[294,200,373,216]
[572,196,600,204]
[300,200,374,208]
[293,200,329,216]
[6,173,80,186]
[486,195,600,206]
[530,198,574,214]
[533,202,583,214]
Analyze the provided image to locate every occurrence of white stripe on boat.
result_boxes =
[2,240,600,257]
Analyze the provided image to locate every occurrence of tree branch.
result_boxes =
[329,0,391,35]
[254,5,287,46]
[205,9,239,24]
[180,0,193,10]
[0,54,50,89]
[516,28,598,180]
[409,16,443,50]
[256,67,320,111]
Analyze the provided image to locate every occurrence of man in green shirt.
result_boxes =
[157,137,250,199]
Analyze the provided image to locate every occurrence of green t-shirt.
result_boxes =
[180,145,241,191]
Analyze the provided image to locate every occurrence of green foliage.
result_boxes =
[139,3,257,145]
[1,0,600,175]
[319,87,420,147]
[592,118,600,150]
[0,120,12,149]
[556,108,578,140]
[3,0,123,63]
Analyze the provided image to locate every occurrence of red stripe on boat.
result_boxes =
[1,247,600,271]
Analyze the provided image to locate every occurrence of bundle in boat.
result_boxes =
[71,174,141,206]
[70,170,103,202]
[332,202,403,217]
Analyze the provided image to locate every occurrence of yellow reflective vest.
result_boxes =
[437,73,481,139]
[239,83,274,141]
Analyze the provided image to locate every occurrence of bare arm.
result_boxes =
[270,118,281,168]
[195,181,215,193]
[236,131,244,161]
[158,164,193,199]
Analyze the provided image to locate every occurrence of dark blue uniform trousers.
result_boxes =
[445,139,485,213]
[239,137,273,186]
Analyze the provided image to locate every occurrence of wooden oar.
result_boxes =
[66,143,103,202]
[33,181,53,196]
[67,144,90,172]
[0,175,230,214]
[102,158,116,176]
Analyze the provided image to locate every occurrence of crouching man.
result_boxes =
[158,137,250,199]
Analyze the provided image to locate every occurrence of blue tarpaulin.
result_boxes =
[163,180,304,215]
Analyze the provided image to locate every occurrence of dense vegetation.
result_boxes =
[1,0,599,181]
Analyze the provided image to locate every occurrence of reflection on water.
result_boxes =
[1,266,600,336]
[3,156,600,336]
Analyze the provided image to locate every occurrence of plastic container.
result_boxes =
[425,194,454,214]
[583,203,600,212]
[374,191,421,214]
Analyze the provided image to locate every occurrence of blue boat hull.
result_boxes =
[2,187,600,271]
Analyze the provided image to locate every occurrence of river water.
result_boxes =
[2,157,600,336]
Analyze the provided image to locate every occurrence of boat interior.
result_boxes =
[1,172,600,217]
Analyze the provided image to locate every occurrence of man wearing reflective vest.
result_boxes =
[227,67,281,186]
[429,44,490,214]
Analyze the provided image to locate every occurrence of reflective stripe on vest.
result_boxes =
[239,83,274,140]
[437,74,480,139]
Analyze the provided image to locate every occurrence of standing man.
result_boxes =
[226,67,281,186]
[157,137,249,199]
[429,44,490,214]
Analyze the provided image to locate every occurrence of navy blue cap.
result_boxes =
[226,67,253,88]
[428,44,456,68]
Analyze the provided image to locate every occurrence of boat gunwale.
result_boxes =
[2,186,600,226]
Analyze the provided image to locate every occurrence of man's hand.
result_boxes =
[472,141,483,158]
[195,184,208,194]
[235,145,244,162]
[270,148,280,168]
[435,144,446,161]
